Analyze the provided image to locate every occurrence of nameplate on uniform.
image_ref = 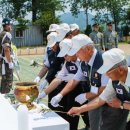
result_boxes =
[116,88,123,94]
[70,66,76,70]
[91,86,98,94]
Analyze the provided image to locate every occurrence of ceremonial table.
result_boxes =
[0,94,69,130]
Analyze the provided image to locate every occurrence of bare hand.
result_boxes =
[67,107,81,116]
[107,97,121,108]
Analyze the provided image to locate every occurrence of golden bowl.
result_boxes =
[14,82,39,109]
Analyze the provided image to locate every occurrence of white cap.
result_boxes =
[56,23,70,42]
[47,32,58,47]
[57,39,72,57]
[98,48,126,74]
[68,34,93,56]
[70,23,79,31]
[47,24,59,32]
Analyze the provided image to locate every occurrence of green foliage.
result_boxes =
[122,25,130,36]
[84,25,92,36]
[16,18,29,31]
[93,0,129,30]
[0,0,27,19]
[34,11,60,37]
[68,0,94,26]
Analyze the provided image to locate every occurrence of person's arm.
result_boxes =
[123,102,130,110]
[101,33,104,50]
[2,32,12,63]
[60,79,79,96]
[103,32,107,50]
[37,52,49,79]
[60,65,84,96]
[38,66,48,78]
[86,74,109,100]
[4,47,12,63]
[68,97,105,115]
[44,62,68,94]
[45,78,62,94]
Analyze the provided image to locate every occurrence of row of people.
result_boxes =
[89,22,118,51]
[34,23,129,130]
[34,23,90,130]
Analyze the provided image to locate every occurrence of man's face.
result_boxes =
[94,26,99,32]
[106,67,121,80]
[5,24,12,32]
[71,29,80,36]
[76,47,90,61]
[52,43,59,52]
[64,54,77,62]
[108,25,113,31]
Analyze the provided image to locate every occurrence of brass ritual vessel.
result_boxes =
[14,82,39,109]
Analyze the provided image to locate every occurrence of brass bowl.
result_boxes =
[14,82,39,109]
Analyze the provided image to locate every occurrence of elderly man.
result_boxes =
[68,48,130,130]
[0,18,14,93]
[70,23,80,36]
[50,34,109,130]
[37,38,90,130]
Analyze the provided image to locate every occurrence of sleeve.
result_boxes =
[100,33,104,49]
[56,62,68,79]
[73,65,86,81]
[43,47,48,62]
[103,32,107,48]
[115,32,118,48]
[89,33,94,41]
[43,52,50,68]
[2,32,12,48]
[99,79,116,102]
[101,74,109,87]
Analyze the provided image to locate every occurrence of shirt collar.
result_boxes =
[125,67,130,86]
[119,67,130,88]
[88,49,97,67]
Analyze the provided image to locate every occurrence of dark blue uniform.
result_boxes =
[45,47,65,109]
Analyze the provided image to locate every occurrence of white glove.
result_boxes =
[38,80,48,93]
[9,62,14,69]
[34,76,41,83]
[36,91,47,103]
[75,93,87,105]
[50,94,63,107]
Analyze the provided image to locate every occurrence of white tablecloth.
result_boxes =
[0,94,69,130]
[29,104,69,130]
[0,94,18,130]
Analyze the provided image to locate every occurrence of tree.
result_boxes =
[27,0,65,22]
[34,10,60,37]
[92,0,129,31]
[69,0,94,27]
[0,0,27,19]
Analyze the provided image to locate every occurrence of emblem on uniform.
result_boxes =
[83,71,87,77]
[94,72,98,79]
[70,66,76,70]
[116,88,123,94]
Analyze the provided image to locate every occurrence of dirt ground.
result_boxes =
[17,44,130,56]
